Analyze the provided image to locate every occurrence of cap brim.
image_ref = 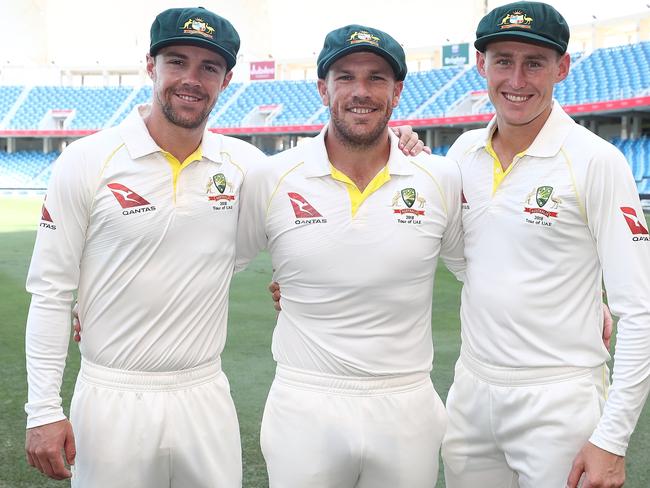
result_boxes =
[474,31,566,54]
[318,44,404,80]
[150,37,237,70]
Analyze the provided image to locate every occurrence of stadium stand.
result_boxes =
[555,43,650,104]
[9,86,132,130]
[212,80,322,127]
[111,86,153,125]
[0,86,23,126]
[0,151,58,187]
[418,66,486,117]
[2,41,650,196]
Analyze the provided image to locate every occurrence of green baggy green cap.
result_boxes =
[475,1,569,54]
[150,7,240,71]
[317,24,407,81]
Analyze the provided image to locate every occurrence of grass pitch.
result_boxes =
[0,196,649,487]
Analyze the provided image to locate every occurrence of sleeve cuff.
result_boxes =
[589,432,628,457]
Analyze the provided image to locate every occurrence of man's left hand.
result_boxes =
[391,125,431,156]
[566,442,625,488]
[602,302,613,350]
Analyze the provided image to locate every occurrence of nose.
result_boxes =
[352,79,372,99]
[510,64,526,90]
[181,66,202,87]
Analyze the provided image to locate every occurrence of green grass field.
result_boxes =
[1,196,649,487]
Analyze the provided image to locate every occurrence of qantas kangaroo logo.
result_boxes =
[107,183,151,208]
[621,207,649,235]
[41,204,53,222]
[288,192,322,218]
[287,192,327,224]
[39,197,56,230]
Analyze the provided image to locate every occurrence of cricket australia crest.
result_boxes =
[206,173,236,210]
[523,185,562,226]
[392,188,426,224]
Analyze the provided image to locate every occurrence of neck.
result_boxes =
[493,104,553,157]
[324,127,391,191]
[143,106,205,162]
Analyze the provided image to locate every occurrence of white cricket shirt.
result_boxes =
[236,126,464,376]
[25,106,265,428]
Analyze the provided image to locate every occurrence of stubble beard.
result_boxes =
[329,101,392,150]
[157,89,215,130]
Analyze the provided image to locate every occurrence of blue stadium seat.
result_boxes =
[9,86,132,130]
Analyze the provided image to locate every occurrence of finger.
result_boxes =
[274,302,282,312]
[38,454,57,479]
[46,451,72,480]
[64,429,76,466]
[268,281,280,293]
[26,450,37,469]
[602,304,613,350]
[565,463,584,488]
[400,134,419,155]
[31,453,46,476]
[409,139,425,156]
[422,145,432,155]
[73,317,81,342]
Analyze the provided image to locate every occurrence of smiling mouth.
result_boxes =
[176,93,202,103]
[348,107,376,114]
[503,93,532,103]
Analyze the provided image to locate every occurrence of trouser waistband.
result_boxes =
[460,349,602,386]
[79,357,222,391]
[274,364,431,395]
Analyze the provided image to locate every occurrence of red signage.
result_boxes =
[250,61,275,80]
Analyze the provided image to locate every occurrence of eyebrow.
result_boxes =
[161,50,225,67]
[332,67,392,75]
[492,51,550,61]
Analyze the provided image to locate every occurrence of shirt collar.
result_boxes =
[302,123,416,178]
[466,101,575,158]
[524,102,575,157]
[118,104,224,164]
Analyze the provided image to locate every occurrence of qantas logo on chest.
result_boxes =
[621,207,649,241]
[288,192,327,224]
[107,183,156,215]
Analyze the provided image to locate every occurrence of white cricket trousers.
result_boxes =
[260,365,448,488]
[442,350,609,488]
[69,358,242,488]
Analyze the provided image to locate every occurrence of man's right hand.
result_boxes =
[268,281,282,311]
[25,419,76,480]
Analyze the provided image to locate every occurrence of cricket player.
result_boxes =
[235,24,464,488]
[24,7,265,487]
[440,2,650,487]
